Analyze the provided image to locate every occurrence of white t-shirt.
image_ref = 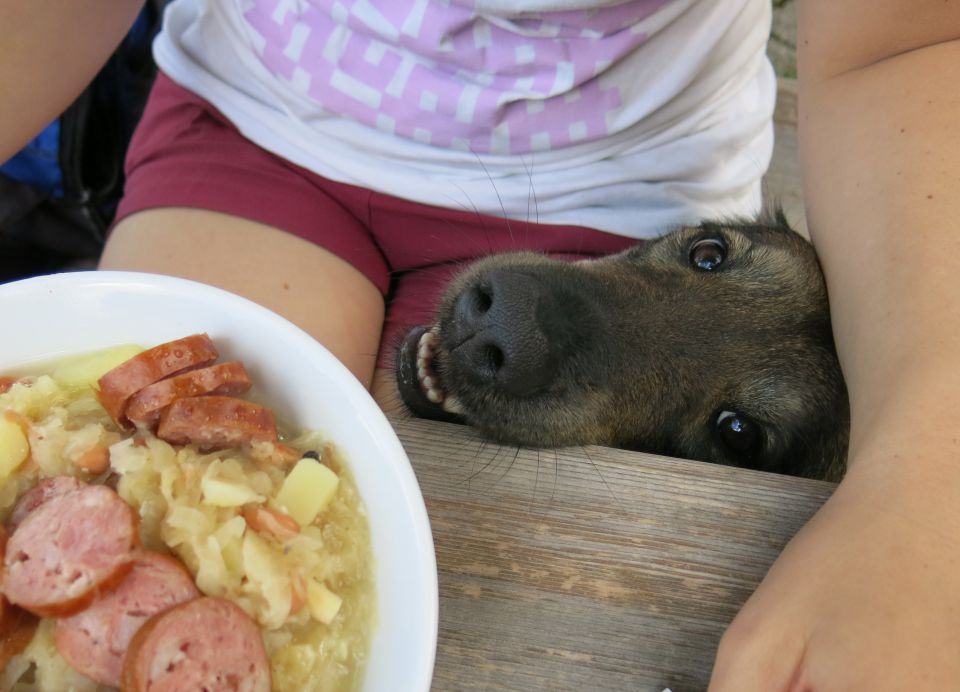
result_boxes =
[155,0,775,238]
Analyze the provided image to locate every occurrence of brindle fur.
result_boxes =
[396,213,849,482]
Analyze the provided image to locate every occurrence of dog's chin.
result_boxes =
[396,325,464,424]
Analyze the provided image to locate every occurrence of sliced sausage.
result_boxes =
[7,475,85,530]
[0,521,39,667]
[0,599,39,671]
[55,551,200,687]
[156,396,278,451]
[120,596,271,692]
[97,334,219,428]
[125,361,252,429]
[3,484,139,617]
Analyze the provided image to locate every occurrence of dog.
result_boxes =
[395,212,849,482]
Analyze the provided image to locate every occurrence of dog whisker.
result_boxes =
[533,448,540,504]
[551,449,560,512]
[489,445,522,492]
[458,436,498,488]
[532,448,560,514]
[472,152,515,249]
[519,153,540,228]
[441,185,496,255]
[581,446,626,515]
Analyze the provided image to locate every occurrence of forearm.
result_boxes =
[798,3,960,469]
[0,0,144,162]
[709,6,960,686]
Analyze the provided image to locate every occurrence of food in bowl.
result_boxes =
[0,334,375,691]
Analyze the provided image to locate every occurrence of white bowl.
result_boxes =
[0,270,438,691]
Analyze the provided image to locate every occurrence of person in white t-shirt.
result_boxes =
[4,1,960,689]
[95,0,776,395]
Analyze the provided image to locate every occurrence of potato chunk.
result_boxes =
[51,344,143,390]
[306,579,343,625]
[0,415,29,481]
[275,458,339,526]
[201,476,264,507]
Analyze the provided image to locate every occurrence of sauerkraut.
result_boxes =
[0,361,375,692]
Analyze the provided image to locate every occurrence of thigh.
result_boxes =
[100,208,384,388]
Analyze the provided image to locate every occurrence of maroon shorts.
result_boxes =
[117,72,638,367]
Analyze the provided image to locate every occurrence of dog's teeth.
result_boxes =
[415,329,447,406]
[421,331,438,350]
[442,395,465,415]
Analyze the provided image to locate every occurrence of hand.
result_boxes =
[708,453,960,690]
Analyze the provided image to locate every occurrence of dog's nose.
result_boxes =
[448,269,560,397]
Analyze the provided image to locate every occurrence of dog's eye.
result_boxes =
[689,238,726,271]
[716,410,761,456]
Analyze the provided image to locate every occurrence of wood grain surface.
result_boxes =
[391,416,835,691]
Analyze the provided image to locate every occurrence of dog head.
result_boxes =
[396,214,849,481]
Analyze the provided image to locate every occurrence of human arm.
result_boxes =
[709,1,960,688]
[99,209,385,389]
[0,0,144,162]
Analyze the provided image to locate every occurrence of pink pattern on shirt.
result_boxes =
[243,0,672,153]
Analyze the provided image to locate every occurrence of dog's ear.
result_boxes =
[771,205,791,232]
[750,203,793,234]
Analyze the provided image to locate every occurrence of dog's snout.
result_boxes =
[448,270,559,397]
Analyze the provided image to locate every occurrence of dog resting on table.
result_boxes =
[395,212,849,482]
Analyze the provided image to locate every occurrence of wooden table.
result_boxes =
[390,417,836,691]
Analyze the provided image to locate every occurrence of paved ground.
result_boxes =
[764,0,804,233]
[769,0,797,78]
